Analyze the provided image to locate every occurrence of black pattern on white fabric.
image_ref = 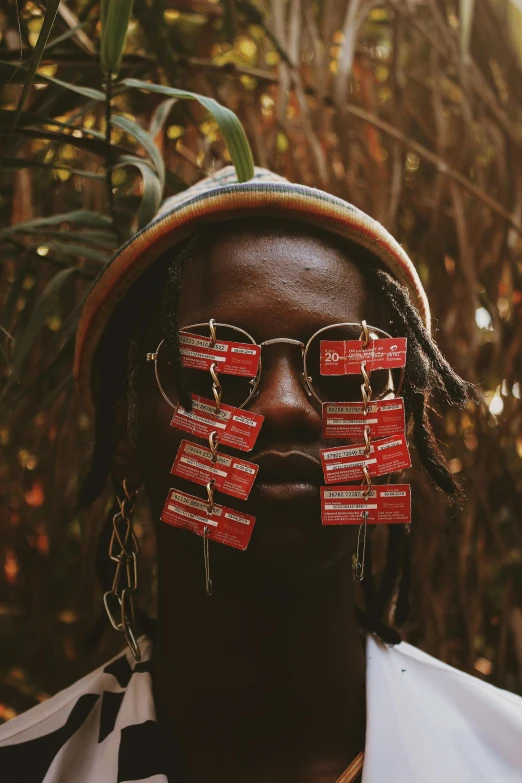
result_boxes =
[0,639,169,783]
[103,654,134,688]
[98,691,125,743]
[0,694,99,783]
[0,635,521,782]
[117,721,173,782]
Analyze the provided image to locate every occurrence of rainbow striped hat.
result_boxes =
[74,166,430,409]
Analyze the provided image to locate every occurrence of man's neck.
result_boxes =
[154,556,366,783]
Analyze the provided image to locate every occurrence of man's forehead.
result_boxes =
[176,223,378,335]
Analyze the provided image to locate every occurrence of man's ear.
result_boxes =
[110,397,143,494]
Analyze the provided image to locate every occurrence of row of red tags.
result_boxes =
[171,393,406,449]
[160,330,410,550]
[161,485,411,551]
[160,394,411,550]
[179,330,408,377]
[167,428,411,494]
[168,394,411,476]
[160,384,263,550]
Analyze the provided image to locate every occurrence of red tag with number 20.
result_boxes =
[320,337,407,375]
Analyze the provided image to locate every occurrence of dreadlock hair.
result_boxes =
[78,224,475,650]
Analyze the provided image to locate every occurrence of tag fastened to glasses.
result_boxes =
[171,395,264,452]
[179,331,261,377]
[320,337,407,375]
[320,434,411,484]
[322,399,405,439]
[321,485,411,525]
[172,440,259,501]
[161,489,255,550]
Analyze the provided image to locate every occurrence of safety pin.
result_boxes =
[355,511,368,580]
[203,526,213,597]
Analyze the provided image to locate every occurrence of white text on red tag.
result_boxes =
[179,331,260,377]
[171,440,258,501]
[161,489,255,550]
[322,398,405,439]
[320,337,407,375]
[171,395,264,452]
[320,434,411,484]
[321,485,411,525]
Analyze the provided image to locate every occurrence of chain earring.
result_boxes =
[103,479,141,661]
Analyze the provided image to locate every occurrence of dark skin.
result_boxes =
[114,220,394,783]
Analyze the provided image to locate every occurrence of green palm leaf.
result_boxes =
[121,78,254,182]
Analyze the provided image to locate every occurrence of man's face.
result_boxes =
[135,220,390,592]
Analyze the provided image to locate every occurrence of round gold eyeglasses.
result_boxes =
[146,320,403,411]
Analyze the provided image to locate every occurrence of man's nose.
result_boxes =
[248,348,322,441]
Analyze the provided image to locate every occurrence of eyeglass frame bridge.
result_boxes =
[146,320,404,411]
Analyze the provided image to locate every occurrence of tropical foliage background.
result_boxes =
[1,0,522,720]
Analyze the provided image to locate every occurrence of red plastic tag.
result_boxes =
[171,440,259,501]
[179,331,260,377]
[320,434,411,484]
[171,395,264,452]
[321,485,411,525]
[320,337,407,375]
[161,489,255,550]
[322,399,405,439]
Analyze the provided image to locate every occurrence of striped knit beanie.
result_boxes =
[74,166,430,410]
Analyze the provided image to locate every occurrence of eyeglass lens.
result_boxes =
[305,324,395,403]
[159,323,259,409]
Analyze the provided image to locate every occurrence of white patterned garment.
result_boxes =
[0,635,521,783]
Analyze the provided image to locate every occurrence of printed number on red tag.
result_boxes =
[179,331,260,377]
[320,434,411,484]
[321,485,411,525]
[322,399,405,439]
[171,395,264,452]
[161,489,255,550]
[172,440,258,501]
[320,337,407,375]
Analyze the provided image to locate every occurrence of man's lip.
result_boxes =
[250,450,323,485]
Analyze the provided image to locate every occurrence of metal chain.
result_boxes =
[363,425,371,458]
[210,362,222,413]
[355,322,374,580]
[206,479,215,514]
[359,319,370,349]
[360,361,372,414]
[103,479,141,661]
[209,430,219,462]
[204,326,220,595]
[208,318,217,346]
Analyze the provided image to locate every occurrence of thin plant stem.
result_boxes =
[104,75,115,223]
